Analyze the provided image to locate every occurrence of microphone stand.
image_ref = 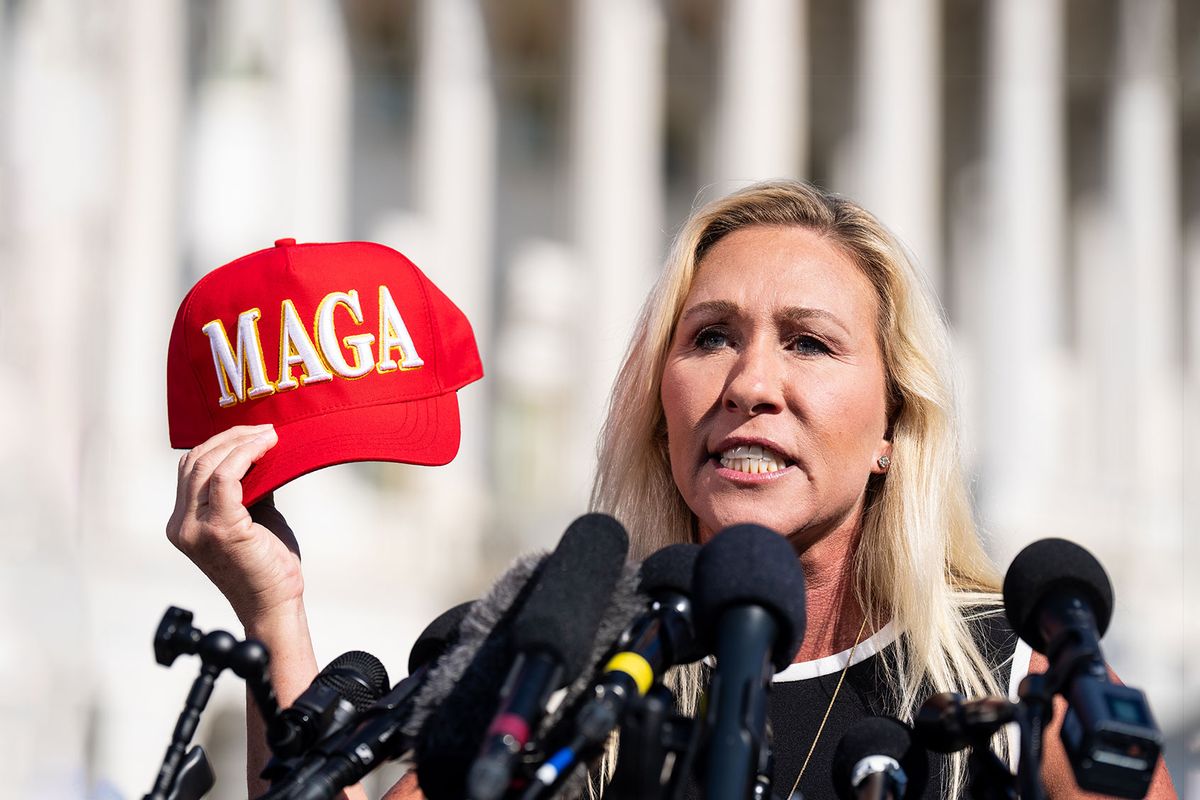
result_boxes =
[605,685,674,800]
[588,683,701,800]
[1014,674,1053,800]
[915,692,1019,800]
[145,607,281,800]
[145,660,222,800]
[962,738,1018,800]
[752,736,782,800]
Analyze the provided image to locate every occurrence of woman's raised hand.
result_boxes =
[166,424,303,627]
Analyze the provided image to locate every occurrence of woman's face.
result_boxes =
[660,225,893,546]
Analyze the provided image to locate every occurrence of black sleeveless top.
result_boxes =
[684,610,1028,800]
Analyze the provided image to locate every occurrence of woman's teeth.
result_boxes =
[718,444,787,474]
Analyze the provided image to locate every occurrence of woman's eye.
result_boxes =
[694,327,730,350]
[791,335,830,355]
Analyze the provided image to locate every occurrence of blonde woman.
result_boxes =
[168,181,1174,799]
[591,180,1173,799]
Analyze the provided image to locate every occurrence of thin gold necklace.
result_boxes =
[786,616,871,799]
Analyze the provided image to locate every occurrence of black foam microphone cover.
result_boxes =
[832,716,928,800]
[634,542,703,665]
[693,523,807,670]
[639,542,700,594]
[507,561,646,800]
[408,600,475,674]
[531,543,699,785]
[1002,538,1114,653]
[511,513,630,676]
[414,514,630,800]
[408,554,544,799]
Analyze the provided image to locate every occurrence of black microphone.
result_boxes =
[1003,538,1161,798]
[408,600,475,675]
[693,524,807,800]
[259,601,475,800]
[576,544,702,740]
[832,717,928,800]
[409,551,557,800]
[524,544,703,796]
[267,651,389,758]
[1003,538,1115,660]
[413,515,631,800]
[466,513,630,800]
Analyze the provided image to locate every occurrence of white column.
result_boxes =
[570,0,666,511]
[1071,196,1130,506]
[709,0,806,187]
[493,239,585,551]
[99,0,186,537]
[405,0,496,571]
[186,0,288,276]
[980,0,1067,548]
[0,1,103,794]
[281,0,351,240]
[85,2,199,795]
[850,0,941,284]
[1185,205,1200,790]
[1106,0,1183,732]
[414,0,495,346]
[1109,0,1181,539]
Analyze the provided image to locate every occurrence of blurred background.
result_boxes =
[0,0,1195,797]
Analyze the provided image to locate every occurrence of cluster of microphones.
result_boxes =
[144,516,1163,800]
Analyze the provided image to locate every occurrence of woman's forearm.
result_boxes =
[243,598,320,797]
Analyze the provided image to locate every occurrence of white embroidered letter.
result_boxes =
[376,285,425,373]
[277,299,333,390]
[316,290,376,378]
[202,309,276,407]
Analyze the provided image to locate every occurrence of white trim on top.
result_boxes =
[772,621,899,682]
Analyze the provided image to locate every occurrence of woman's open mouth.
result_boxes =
[715,443,793,475]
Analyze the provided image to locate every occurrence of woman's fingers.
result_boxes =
[166,426,305,625]
[203,427,279,514]
[181,425,275,510]
[167,425,277,551]
[179,424,274,480]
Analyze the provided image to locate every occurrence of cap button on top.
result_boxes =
[274,237,297,248]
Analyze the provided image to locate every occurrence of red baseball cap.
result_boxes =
[167,238,483,506]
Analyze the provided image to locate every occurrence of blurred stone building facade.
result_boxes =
[0,0,1195,797]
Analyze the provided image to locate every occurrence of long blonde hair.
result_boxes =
[590,180,1007,795]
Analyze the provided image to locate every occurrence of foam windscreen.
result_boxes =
[412,514,630,800]
[511,513,630,677]
[408,600,475,674]
[693,524,807,671]
[638,542,699,595]
[1002,537,1114,653]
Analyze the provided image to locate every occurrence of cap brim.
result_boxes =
[239,392,462,507]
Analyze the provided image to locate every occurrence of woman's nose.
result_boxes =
[722,346,784,416]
